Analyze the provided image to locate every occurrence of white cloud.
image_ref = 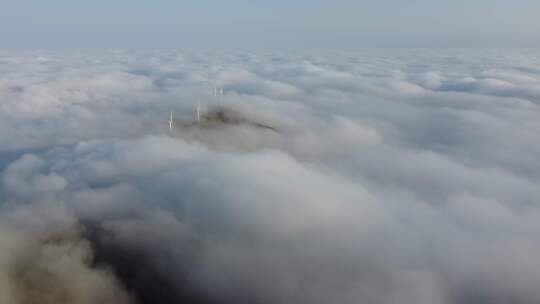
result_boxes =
[0,49,539,304]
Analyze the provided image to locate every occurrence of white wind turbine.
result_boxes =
[168,111,174,131]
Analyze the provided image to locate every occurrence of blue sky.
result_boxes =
[1,0,539,48]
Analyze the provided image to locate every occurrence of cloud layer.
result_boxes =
[0,49,539,304]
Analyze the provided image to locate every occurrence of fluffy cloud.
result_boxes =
[0,49,539,304]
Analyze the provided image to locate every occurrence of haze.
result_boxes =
[1,0,540,48]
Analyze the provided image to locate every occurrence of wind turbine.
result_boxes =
[168,111,174,131]
[213,86,224,104]
[196,102,201,124]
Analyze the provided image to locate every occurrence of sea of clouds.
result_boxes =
[0,49,539,304]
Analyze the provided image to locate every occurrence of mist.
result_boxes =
[0,49,539,304]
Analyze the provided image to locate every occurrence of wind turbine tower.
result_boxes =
[196,103,201,124]
[213,86,224,104]
[168,111,174,131]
